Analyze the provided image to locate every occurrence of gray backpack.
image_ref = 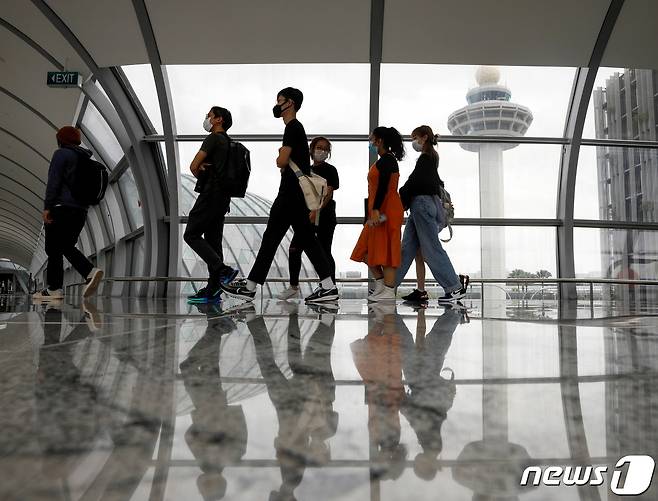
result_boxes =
[439,186,454,243]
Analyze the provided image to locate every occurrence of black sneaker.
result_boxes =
[219,302,256,320]
[307,302,340,314]
[438,288,466,303]
[305,286,339,303]
[444,301,470,323]
[401,289,429,302]
[220,279,256,302]
[410,302,429,312]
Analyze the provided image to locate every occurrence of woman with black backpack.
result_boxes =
[396,126,468,304]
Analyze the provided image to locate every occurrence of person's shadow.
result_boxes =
[246,310,338,501]
[397,306,461,481]
[179,304,248,501]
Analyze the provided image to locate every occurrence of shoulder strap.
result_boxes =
[440,224,453,243]
[288,160,305,178]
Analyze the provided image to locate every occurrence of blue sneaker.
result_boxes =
[187,286,222,304]
[220,267,239,284]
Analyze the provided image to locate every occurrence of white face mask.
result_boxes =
[313,150,329,162]
[203,117,213,132]
[412,139,423,152]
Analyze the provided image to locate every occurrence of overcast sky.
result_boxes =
[120,64,626,278]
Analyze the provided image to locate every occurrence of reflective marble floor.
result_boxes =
[0,295,657,500]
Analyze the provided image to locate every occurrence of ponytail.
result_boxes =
[372,126,405,161]
[412,125,439,159]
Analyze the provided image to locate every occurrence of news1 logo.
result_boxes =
[520,455,655,495]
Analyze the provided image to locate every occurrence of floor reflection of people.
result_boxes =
[351,303,407,481]
[399,306,462,481]
[246,309,338,501]
[180,304,248,501]
[35,305,103,496]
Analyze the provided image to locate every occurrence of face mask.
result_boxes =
[412,139,423,152]
[203,117,213,132]
[313,150,329,162]
[272,99,290,118]
[368,142,378,154]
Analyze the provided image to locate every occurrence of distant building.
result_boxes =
[593,69,658,302]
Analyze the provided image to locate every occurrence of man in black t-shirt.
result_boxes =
[184,106,239,303]
[221,88,338,303]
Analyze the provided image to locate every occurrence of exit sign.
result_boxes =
[47,71,80,88]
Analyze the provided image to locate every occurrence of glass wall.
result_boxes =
[81,101,124,168]
[117,58,658,296]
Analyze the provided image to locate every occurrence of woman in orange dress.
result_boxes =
[351,127,405,301]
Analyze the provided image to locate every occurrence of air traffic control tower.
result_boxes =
[447,66,533,284]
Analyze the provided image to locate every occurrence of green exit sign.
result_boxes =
[47,71,80,88]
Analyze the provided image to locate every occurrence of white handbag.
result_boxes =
[288,160,327,224]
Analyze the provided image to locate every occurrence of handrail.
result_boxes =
[95,276,658,286]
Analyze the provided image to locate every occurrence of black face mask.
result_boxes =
[272,99,290,118]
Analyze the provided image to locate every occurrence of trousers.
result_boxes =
[45,206,93,290]
[183,190,232,273]
[395,195,461,293]
[248,196,332,285]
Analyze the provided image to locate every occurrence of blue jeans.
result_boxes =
[395,195,461,293]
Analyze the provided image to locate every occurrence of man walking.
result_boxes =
[220,88,338,303]
[185,106,239,303]
[33,126,103,302]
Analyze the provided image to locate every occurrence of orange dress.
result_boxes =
[350,157,404,267]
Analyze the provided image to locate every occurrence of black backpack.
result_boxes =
[69,150,109,206]
[219,141,251,197]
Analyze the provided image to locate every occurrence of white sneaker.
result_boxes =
[367,279,385,300]
[82,300,102,331]
[369,285,396,302]
[83,268,104,298]
[277,286,300,300]
[33,288,64,302]
[368,302,397,322]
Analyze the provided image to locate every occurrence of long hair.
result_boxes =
[372,126,405,161]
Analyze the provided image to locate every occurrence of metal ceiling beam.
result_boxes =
[0,197,42,225]
[0,206,42,231]
[0,125,50,163]
[368,0,385,165]
[0,85,57,130]
[0,172,44,202]
[30,0,169,297]
[0,188,42,213]
[556,0,625,304]
[0,227,38,250]
[0,17,63,69]
[0,153,46,187]
[0,232,34,254]
[0,221,39,248]
[132,0,180,297]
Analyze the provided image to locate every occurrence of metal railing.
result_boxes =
[97,276,658,286]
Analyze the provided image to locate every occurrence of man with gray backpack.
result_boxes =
[220,87,338,303]
[33,126,105,301]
